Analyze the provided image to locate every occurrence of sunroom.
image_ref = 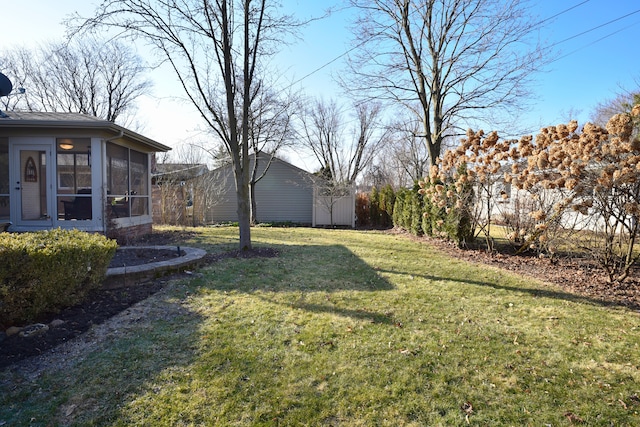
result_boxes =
[0,112,170,240]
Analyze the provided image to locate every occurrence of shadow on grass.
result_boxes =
[200,243,395,293]
[273,299,396,325]
[198,243,396,323]
[0,292,207,426]
[377,266,640,311]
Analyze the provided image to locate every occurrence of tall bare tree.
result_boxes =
[191,80,299,224]
[345,0,544,165]
[246,83,298,224]
[388,114,431,185]
[299,98,344,181]
[0,38,151,124]
[299,98,390,184]
[73,0,296,250]
[591,85,640,127]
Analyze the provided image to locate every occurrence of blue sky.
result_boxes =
[1,0,639,169]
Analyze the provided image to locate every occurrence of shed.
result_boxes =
[206,152,355,227]
[207,152,312,224]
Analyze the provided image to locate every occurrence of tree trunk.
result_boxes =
[236,171,252,251]
[250,181,257,225]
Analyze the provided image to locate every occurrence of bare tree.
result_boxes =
[194,81,299,224]
[350,102,391,182]
[0,38,151,124]
[154,144,228,227]
[299,98,390,184]
[388,114,430,185]
[247,84,298,224]
[299,98,344,181]
[591,86,640,127]
[344,0,544,165]
[73,0,297,250]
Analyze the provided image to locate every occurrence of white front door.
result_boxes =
[12,144,53,227]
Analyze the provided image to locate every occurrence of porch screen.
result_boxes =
[0,138,8,221]
[56,138,92,221]
[106,142,149,218]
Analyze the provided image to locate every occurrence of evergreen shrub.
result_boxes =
[0,228,118,326]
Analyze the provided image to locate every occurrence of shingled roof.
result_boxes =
[0,111,171,152]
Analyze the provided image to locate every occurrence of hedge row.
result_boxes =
[359,183,473,247]
[0,229,117,327]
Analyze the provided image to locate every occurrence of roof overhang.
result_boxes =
[0,112,171,152]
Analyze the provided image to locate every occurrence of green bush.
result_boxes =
[367,185,396,229]
[369,186,380,226]
[0,229,117,327]
[391,186,424,236]
[409,184,424,236]
[421,167,475,247]
[392,188,407,229]
[420,183,434,236]
[392,188,411,230]
[379,185,396,228]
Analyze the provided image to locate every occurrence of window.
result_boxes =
[0,138,8,221]
[56,138,92,221]
[107,142,149,218]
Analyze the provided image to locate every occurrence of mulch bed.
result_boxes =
[0,230,278,369]
[0,281,165,369]
[402,230,640,312]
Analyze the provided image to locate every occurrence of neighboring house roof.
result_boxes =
[0,111,171,152]
[209,151,314,177]
[153,163,209,181]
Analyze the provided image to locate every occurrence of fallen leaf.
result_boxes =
[64,404,77,417]
[564,411,584,424]
[461,401,473,415]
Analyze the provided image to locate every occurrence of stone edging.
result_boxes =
[104,246,207,288]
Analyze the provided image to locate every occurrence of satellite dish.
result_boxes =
[0,73,13,97]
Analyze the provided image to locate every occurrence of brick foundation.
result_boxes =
[107,223,152,244]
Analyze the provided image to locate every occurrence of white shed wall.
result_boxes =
[312,185,356,228]
[206,154,314,224]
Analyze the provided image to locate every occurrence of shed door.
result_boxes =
[13,146,52,226]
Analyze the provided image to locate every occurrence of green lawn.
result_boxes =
[2,226,639,426]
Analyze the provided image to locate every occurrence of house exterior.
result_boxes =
[208,152,314,224]
[0,112,171,240]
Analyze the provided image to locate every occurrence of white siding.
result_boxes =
[254,159,313,222]
[206,153,314,224]
[312,185,356,227]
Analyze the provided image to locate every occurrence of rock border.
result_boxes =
[104,245,207,289]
